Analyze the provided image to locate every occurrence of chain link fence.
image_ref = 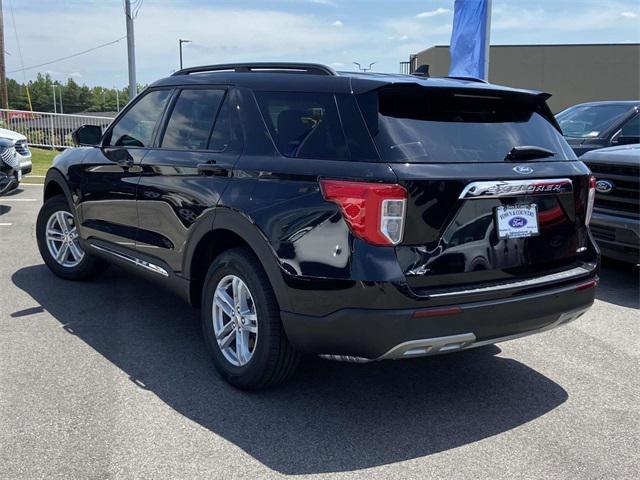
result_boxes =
[0,109,114,149]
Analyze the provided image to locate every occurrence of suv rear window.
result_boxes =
[357,87,575,163]
[255,92,349,160]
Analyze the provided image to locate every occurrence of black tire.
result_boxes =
[201,247,300,390]
[36,194,108,281]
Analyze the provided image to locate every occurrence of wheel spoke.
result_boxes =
[235,328,248,364]
[55,211,69,234]
[216,320,234,340]
[56,242,70,263]
[218,326,235,350]
[67,241,83,262]
[232,277,240,308]
[46,229,65,242]
[243,323,258,334]
[214,290,235,317]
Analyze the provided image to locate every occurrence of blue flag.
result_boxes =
[448,0,491,80]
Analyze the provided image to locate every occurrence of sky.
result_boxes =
[4,0,640,87]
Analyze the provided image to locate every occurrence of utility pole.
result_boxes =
[52,84,57,114]
[124,0,137,100]
[115,88,120,111]
[0,0,9,109]
[58,85,63,114]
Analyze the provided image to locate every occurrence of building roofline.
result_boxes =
[414,42,640,56]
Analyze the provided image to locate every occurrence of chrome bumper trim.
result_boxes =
[427,266,593,299]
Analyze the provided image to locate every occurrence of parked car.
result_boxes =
[556,101,640,156]
[0,129,32,195]
[37,63,599,389]
[581,144,639,264]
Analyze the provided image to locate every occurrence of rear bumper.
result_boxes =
[591,211,640,264]
[281,276,597,360]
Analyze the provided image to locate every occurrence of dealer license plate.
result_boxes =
[495,204,539,239]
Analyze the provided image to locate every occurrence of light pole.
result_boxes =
[58,85,63,114]
[353,61,376,72]
[179,39,192,70]
[51,84,57,114]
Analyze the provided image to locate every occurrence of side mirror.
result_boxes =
[72,125,103,146]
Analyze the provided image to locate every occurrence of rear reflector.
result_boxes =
[575,279,598,291]
[320,179,407,246]
[412,306,463,319]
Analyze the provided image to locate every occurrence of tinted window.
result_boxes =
[556,104,632,138]
[358,88,575,163]
[162,89,225,150]
[108,89,171,147]
[620,115,639,136]
[209,95,232,151]
[255,92,348,160]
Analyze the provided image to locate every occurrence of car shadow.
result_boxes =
[13,264,568,475]
[597,260,639,309]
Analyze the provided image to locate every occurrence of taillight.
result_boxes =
[320,179,407,246]
[586,175,596,225]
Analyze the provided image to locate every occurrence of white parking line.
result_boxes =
[0,223,12,226]
[0,198,37,202]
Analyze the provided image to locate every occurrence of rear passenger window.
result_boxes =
[162,89,225,150]
[255,92,349,160]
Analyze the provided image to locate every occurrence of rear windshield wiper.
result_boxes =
[505,146,555,161]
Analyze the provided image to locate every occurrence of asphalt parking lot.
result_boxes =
[1,185,638,480]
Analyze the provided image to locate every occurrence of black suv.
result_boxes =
[37,63,599,389]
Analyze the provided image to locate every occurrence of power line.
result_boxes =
[7,0,31,109]
[7,36,127,74]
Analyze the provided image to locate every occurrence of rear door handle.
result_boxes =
[197,162,228,176]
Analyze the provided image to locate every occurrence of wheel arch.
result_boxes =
[185,208,292,311]
[43,168,74,211]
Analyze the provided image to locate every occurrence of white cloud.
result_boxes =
[331,62,344,67]
[416,8,450,18]
[331,20,344,27]
[621,11,638,18]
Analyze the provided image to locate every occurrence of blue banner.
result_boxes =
[448,0,491,80]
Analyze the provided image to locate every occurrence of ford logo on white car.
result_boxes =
[513,166,534,174]
[595,179,614,194]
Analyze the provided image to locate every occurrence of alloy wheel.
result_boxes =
[45,210,85,268]
[212,275,258,367]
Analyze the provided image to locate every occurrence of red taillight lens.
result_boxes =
[320,179,407,246]
[586,175,596,225]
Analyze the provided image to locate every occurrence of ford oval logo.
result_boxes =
[595,179,614,194]
[513,166,534,175]
[509,217,528,228]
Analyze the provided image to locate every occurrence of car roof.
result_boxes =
[150,63,546,97]
[565,101,640,108]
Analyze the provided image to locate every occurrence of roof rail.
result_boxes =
[445,76,489,84]
[172,62,338,77]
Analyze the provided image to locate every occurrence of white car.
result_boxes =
[0,128,32,195]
